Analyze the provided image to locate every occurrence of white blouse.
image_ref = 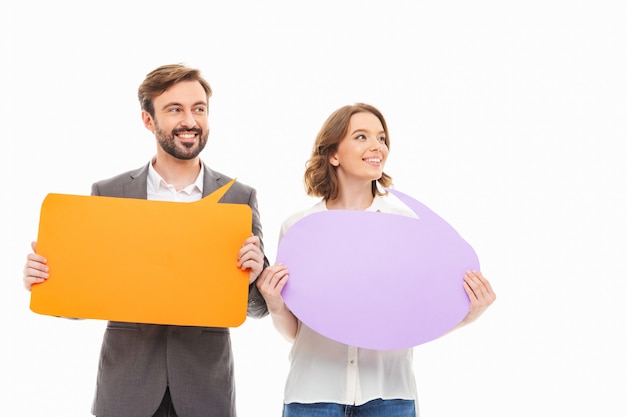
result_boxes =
[280,194,420,406]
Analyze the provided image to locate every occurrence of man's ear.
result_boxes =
[141,110,155,132]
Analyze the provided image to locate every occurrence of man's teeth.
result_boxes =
[178,133,195,139]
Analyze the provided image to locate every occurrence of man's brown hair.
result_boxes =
[138,64,213,117]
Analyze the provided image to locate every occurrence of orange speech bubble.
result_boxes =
[30,179,251,327]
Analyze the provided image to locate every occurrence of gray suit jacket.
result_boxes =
[90,162,268,417]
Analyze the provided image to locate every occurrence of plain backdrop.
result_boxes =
[2,1,625,416]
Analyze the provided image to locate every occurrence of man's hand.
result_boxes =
[238,235,264,283]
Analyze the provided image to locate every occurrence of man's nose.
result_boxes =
[180,110,197,128]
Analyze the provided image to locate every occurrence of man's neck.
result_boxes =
[152,154,202,191]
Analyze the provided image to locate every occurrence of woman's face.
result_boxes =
[330,111,389,186]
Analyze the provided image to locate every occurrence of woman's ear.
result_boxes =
[329,154,339,167]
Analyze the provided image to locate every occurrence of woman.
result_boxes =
[257,103,496,417]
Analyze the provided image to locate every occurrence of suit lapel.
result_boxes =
[125,163,150,199]
[202,165,224,198]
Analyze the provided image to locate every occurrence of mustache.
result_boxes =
[172,127,203,135]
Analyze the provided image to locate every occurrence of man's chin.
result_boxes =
[176,144,201,159]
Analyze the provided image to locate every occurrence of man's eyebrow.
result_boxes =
[160,100,207,110]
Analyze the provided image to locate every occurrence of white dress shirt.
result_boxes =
[280,194,420,406]
[147,159,204,202]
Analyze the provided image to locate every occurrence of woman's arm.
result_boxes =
[256,263,299,342]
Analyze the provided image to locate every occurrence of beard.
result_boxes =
[155,124,208,160]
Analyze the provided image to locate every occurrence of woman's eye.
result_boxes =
[378,136,387,143]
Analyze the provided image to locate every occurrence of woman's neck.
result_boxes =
[326,183,374,210]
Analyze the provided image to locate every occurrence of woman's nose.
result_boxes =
[369,138,382,150]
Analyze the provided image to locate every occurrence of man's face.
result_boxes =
[144,80,209,160]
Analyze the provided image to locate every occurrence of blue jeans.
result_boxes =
[283,398,416,417]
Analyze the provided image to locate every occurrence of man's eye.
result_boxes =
[194,107,206,113]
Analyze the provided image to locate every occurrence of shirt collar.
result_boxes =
[147,157,204,196]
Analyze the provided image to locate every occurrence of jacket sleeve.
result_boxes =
[246,187,269,319]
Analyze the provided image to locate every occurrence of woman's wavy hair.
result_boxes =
[304,103,392,200]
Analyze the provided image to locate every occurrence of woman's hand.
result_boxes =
[457,270,496,327]
[256,263,290,314]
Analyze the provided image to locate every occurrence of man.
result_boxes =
[22,64,269,417]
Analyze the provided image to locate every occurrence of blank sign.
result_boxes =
[277,188,478,350]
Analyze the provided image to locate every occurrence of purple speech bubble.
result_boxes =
[276,188,478,350]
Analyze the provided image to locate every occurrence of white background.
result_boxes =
[2,1,625,416]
